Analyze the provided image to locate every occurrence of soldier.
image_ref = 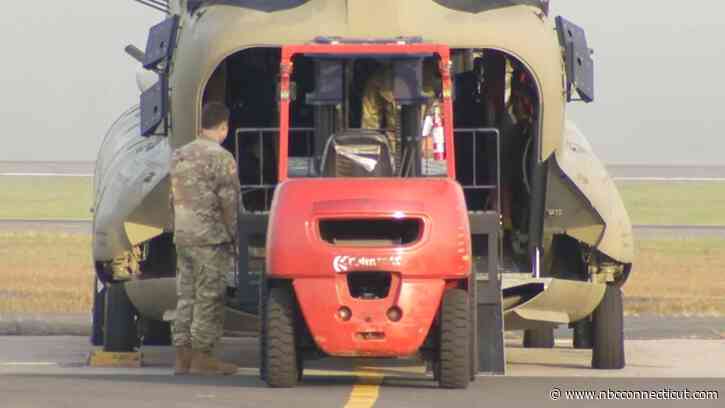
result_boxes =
[361,63,398,153]
[171,102,241,376]
[361,61,440,160]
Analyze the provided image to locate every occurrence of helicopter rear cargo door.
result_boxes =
[545,121,634,264]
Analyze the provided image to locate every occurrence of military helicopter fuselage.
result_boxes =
[92,0,633,374]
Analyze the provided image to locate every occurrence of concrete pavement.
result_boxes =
[0,336,723,407]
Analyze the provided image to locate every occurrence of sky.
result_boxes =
[551,0,725,165]
[0,1,158,162]
[0,0,723,165]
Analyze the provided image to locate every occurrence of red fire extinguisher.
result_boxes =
[422,103,445,160]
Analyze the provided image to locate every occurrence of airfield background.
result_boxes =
[0,0,723,165]
[0,3,723,403]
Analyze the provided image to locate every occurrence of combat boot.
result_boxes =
[174,346,192,375]
[189,351,239,375]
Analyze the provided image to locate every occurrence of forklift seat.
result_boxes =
[320,130,395,177]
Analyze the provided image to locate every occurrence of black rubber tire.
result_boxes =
[263,287,299,387]
[469,277,478,381]
[91,281,106,346]
[259,284,268,382]
[592,284,625,369]
[103,283,138,352]
[523,328,555,348]
[438,288,471,389]
[573,319,593,349]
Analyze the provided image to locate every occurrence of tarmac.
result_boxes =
[1,313,724,340]
[0,335,722,407]
[0,316,723,406]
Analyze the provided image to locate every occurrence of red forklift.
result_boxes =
[234,39,505,388]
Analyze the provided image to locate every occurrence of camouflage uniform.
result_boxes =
[361,63,439,156]
[174,244,234,352]
[170,137,240,353]
[361,65,399,154]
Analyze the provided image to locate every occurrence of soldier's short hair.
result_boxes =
[202,102,230,130]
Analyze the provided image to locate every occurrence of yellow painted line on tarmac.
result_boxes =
[343,364,384,408]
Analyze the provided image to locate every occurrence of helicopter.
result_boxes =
[91,0,633,386]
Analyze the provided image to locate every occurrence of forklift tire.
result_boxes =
[523,328,555,348]
[438,288,471,389]
[103,283,138,352]
[592,284,625,369]
[573,319,593,349]
[263,287,298,387]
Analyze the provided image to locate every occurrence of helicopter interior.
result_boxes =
[202,47,541,272]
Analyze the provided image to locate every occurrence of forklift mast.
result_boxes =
[277,39,457,181]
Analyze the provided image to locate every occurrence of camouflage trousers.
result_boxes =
[172,243,234,353]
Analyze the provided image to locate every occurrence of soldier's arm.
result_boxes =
[216,153,241,246]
